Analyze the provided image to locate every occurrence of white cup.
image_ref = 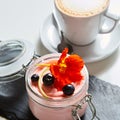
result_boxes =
[53,0,119,46]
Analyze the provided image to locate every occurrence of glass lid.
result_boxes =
[0,40,25,66]
[0,40,34,78]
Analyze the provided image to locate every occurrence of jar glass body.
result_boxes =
[25,53,89,120]
[0,75,25,100]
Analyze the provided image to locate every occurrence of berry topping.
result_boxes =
[37,48,84,98]
[43,73,55,86]
[31,74,39,82]
[62,84,75,96]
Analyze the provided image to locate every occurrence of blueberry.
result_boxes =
[62,84,75,96]
[43,73,55,86]
[31,74,39,82]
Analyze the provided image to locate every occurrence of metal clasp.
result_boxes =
[22,54,40,72]
[72,94,100,120]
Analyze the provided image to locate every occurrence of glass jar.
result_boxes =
[25,53,89,120]
[0,40,34,99]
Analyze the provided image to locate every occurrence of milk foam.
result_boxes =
[55,0,109,17]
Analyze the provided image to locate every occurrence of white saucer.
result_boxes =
[40,14,120,63]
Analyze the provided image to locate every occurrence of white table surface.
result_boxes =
[0,0,120,87]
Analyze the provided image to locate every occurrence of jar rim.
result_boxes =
[26,53,89,108]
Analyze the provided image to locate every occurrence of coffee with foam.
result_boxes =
[55,0,109,17]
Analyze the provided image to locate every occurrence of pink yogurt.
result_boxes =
[25,53,89,120]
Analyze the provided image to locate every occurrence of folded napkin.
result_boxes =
[0,76,120,120]
[84,76,120,120]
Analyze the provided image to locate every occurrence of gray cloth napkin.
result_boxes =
[0,75,120,120]
[84,75,120,120]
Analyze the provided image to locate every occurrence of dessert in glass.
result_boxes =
[25,48,89,120]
